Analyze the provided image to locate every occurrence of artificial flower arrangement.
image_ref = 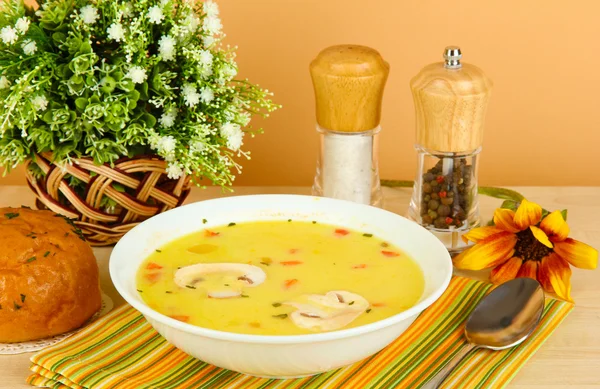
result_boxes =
[0,0,278,189]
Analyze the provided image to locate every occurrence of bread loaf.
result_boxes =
[0,207,101,343]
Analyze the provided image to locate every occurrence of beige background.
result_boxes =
[2,0,599,187]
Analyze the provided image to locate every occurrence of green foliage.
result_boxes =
[0,0,279,188]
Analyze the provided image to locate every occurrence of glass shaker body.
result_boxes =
[312,125,382,207]
[408,146,481,253]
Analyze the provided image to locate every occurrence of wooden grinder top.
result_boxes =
[310,45,389,132]
[410,47,493,152]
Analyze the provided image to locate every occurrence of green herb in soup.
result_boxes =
[136,221,424,335]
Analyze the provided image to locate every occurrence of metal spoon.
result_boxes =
[422,277,545,389]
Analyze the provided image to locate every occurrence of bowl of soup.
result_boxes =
[110,195,452,378]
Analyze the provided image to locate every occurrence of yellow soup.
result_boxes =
[136,221,424,335]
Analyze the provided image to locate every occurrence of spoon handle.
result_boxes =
[421,343,477,389]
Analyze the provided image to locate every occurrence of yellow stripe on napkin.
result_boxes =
[28,277,573,389]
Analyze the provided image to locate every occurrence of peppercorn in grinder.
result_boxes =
[408,47,493,253]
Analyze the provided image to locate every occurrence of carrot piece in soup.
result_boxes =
[352,264,367,269]
[335,228,350,236]
[204,230,220,237]
[169,315,190,323]
[145,272,162,284]
[372,303,386,307]
[284,279,299,289]
[146,262,163,270]
[381,250,400,257]
[280,260,303,266]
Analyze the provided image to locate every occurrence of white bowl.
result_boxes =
[110,195,452,378]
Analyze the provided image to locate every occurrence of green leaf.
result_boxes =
[140,113,156,128]
[79,42,92,55]
[52,32,66,44]
[139,82,149,101]
[112,183,126,192]
[500,199,519,211]
[119,79,135,92]
[128,90,140,103]
[561,209,568,221]
[75,98,88,111]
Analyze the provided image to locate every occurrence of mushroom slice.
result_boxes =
[284,290,369,332]
[174,263,266,299]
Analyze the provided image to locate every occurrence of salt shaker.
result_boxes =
[408,46,493,253]
[310,45,389,206]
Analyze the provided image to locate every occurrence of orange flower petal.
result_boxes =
[516,260,538,280]
[539,253,572,302]
[453,231,516,271]
[462,226,505,244]
[537,254,557,294]
[514,199,542,230]
[493,209,520,233]
[530,226,553,249]
[490,256,523,284]
[554,238,599,269]
[539,210,570,242]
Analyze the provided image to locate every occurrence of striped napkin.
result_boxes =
[28,277,572,389]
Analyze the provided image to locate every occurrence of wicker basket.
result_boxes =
[25,152,192,246]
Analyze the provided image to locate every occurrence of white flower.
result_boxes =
[0,76,10,89]
[203,15,222,35]
[183,14,200,33]
[182,83,200,107]
[161,0,171,6]
[200,65,213,79]
[32,95,48,111]
[122,2,134,17]
[80,5,100,25]
[203,35,215,48]
[158,35,176,61]
[203,1,219,17]
[158,135,177,154]
[166,163,183,179]
[149,132,161,150]
[227,130,243,151]
[107,23,125,42]
[15,17,30,34]
[200,87,214,104]
[220,122,239,137]
[125,66,147,84]
[199,50,213,67]
[220,122,244,150]
[0,27,18,45]
[190,140,205,153]
[222,63,237,79]
[159,109,177,128]
[147,6,164,24]
[237,112,251,127]
[21,40,36,55]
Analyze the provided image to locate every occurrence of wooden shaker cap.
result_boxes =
[310,45,389,132]
[410,48,493,152]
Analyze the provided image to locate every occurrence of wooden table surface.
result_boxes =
[1,185,599,388]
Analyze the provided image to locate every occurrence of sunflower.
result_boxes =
[453,199,598,302]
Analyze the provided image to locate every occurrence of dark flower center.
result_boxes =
[514,228,552,261]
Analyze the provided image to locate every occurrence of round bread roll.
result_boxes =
[0,207,101,343]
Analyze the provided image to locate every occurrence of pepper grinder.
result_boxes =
[310,45,389,206]
[408,46,493,253]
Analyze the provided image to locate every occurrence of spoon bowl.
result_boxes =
[466,277,545,350]
[423,277,545,388]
